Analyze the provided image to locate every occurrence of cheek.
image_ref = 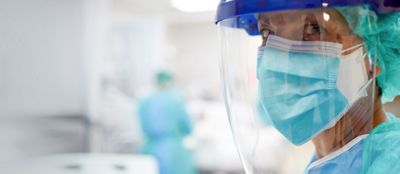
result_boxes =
[364,57,371,72]
[340,35,364,52]
[314,33,339,42]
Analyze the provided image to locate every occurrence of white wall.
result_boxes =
[0,0,88,118]
[86,12,168,152]
[110,14,167,97]
[167,22,222,100]
[0,0,115,119]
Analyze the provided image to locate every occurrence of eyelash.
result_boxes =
[304,23,326,35]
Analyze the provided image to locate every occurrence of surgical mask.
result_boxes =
[256,35,369,145]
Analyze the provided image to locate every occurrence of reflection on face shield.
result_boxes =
[256,34,370,145]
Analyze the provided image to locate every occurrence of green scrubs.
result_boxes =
[138,89,197,174]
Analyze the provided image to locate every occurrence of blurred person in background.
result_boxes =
[138,71,197,174]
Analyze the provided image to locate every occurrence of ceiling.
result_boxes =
[111,0,217,24]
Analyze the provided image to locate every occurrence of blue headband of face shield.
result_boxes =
[215,0,400,36]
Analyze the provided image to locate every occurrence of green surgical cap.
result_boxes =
[156,71,173,85]
[336,5,400,103]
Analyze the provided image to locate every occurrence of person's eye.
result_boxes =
[304,23,326,35]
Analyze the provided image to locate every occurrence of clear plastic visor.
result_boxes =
[218,6,379,174]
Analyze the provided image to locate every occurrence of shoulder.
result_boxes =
[362,118,400,173]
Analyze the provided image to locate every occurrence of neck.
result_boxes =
[312,97,388,158]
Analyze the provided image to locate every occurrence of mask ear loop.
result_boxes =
[342,43,364,54]
[359,52,368,62]
[356,50,373,101]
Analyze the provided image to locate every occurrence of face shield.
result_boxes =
[215,1,399,173]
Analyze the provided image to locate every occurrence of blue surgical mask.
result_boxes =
[256,35,369,145]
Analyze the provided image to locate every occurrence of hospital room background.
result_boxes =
[0,0,399,174]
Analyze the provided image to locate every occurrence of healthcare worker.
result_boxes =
[215,0,400,173]
[138,71,197,174]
